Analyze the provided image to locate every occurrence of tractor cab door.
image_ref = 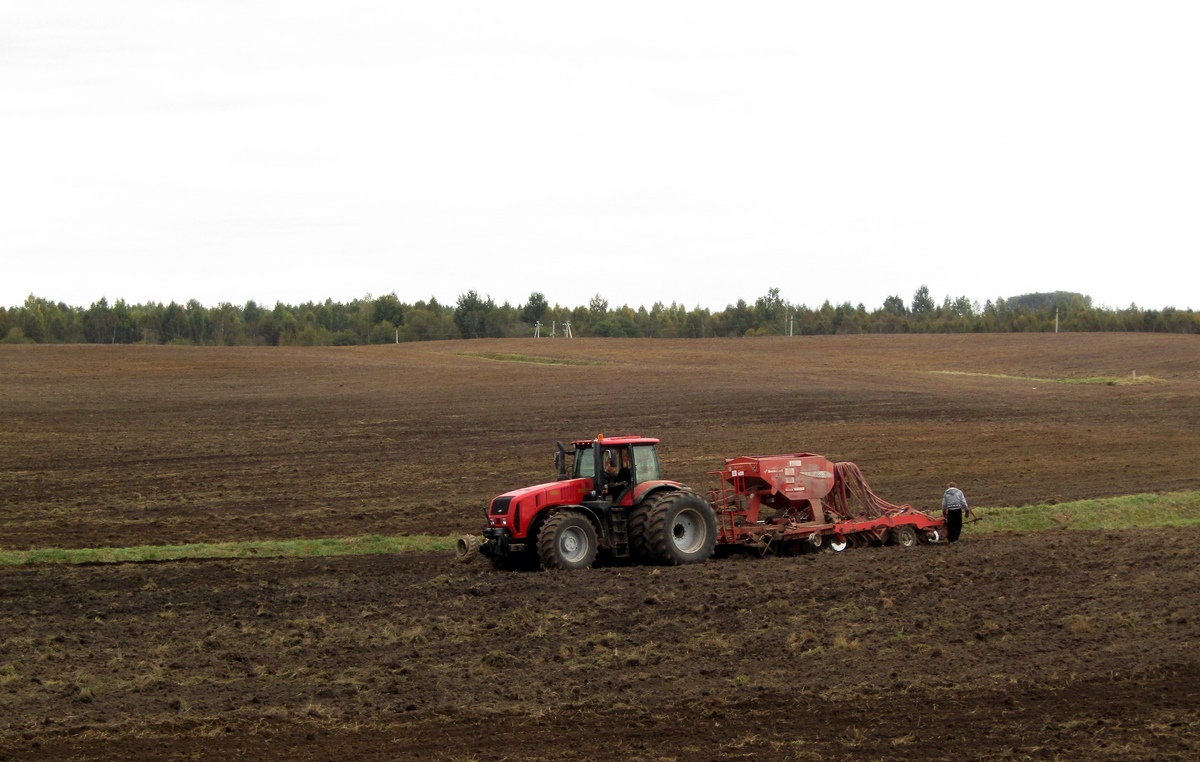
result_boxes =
[578,444,631,503]
[612,444,663,506]
[574,441,662,505]
[601,447,630,500]
[629,444,662,484]
[571,443,605,497]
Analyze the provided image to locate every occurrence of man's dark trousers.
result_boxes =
[946,509,963,542]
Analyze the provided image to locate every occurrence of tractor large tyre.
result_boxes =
[628,505,650,560]
[455,535,480,563]
[537,511,599,571]
[629,491,670,560]
[645,491,718,566]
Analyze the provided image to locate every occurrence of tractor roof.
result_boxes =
[572,435,659,447]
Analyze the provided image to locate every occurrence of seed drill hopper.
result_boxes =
[711,453,943,552]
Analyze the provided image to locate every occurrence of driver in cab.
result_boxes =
[603,449,631,497]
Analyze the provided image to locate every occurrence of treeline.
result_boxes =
[2,287,1197,346]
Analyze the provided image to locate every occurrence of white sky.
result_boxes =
[3,1,1198,312]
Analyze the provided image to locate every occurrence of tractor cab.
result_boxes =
[475,434,710,570]
[557,436,664,504]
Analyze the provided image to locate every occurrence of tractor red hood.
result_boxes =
[490,478,593,513]
[488,478,689,516]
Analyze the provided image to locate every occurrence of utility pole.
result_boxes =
[1055,307,1059,334]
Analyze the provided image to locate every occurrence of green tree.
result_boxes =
[725,299,753,336]
[404,308,460,341]
[280,311,300,344]
[588,294,609,318]
[454,290,496,339]
[521,292,549,325]
[753,287,786,334]
[2,327,31,344]
[883,295,907,316]
[594,306,639,337]
[373,293,405,328]
[186,300,210,344]
[911,285,934,315]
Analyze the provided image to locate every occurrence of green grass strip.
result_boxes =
[972,491,1200,534]
[929,370,1156,386]
[4,493,1200,566]
[460,352,605,366]
[0,534,455,566]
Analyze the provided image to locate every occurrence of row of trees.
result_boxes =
[2,288,1197,346]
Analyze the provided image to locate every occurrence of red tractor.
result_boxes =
[469,435,717,570]
[458,436,945,570]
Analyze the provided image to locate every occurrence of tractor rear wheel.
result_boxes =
[538,511,598,570]
[891,525,919,548]
[645,491,718,566]
[628,505,650,559]
[630,492,670,560]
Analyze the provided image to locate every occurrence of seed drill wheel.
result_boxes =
[829,535,849,553]
[645,491,718,565]
[537,511,598,570]
[891,525,919,548]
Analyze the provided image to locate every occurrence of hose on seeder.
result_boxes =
[825,461,918,522]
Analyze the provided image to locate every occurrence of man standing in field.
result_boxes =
[942,482,973,542]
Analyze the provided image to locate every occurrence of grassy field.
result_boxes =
[973,490,1200,533]
[4,491,1196,566]
[928,370,1159,385]
[0,534,455,566]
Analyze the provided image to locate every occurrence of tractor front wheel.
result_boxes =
[645,492,718,566]
[538,511,598,571]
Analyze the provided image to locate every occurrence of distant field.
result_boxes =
[2,333,1199,550]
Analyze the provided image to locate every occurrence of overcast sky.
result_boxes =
[4,1,1198,312]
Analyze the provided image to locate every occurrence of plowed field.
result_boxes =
[2,334,1199,759]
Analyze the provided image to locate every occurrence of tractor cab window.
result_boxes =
[604,449,631,486]
[573,443,658,485]
[631,445,661,483]
[573,447,595,479]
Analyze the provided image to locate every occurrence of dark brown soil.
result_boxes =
[2,335,1199,759]
[2,529,1198,760]
[2,334,1199,549]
